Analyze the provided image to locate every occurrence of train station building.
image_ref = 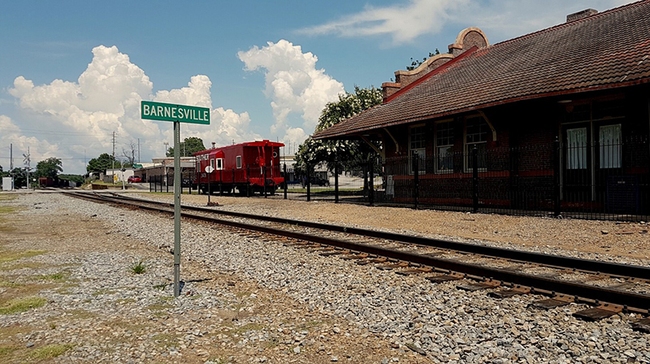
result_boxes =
[314,1,650,220]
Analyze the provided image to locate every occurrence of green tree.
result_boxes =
[35,157,63,179]
[10,168,26,188]
[87,153,120,174]
[406,49,441,71]
[167,137,206,157]
[59,174,84,183]
[295,86,383,176]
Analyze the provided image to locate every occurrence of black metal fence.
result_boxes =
[291,137,649,221]
[148,171,194,194]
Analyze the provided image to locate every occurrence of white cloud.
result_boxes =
[6,45,258,174]
[237,39,344,147]
[299,0,637,45]
[298,0,468,44]
[451,0,639,43]
[0,115,60,171]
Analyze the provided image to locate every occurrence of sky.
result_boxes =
[0,0,637,175]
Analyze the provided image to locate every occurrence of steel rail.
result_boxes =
[66,192,650,311]
[102,192,650,280]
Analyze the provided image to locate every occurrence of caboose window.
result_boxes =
[236,155,242,169]
[216,158,223,170]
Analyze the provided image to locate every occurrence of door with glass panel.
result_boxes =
[562,124,592,203]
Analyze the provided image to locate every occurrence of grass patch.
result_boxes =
[0,296,47,315]
[231,322,265,335]
[0,279,22,288]
[0,345,19,361]
[29,343,74,360]
[40,271,69,281]
[0,261,46,272]
[0,205,15,214]
[65,308,96,320]
[130,260,146,274]
[116,298,136,304]
[152,333,179,349]
[146,302,174,312]
[92,288,117,296]
[0,250,47,264]
[54,282,79,295]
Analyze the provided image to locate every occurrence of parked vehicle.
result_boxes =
[302,176,330,187]
[127,176,142,183]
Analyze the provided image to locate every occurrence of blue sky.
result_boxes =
[0,0,636,174]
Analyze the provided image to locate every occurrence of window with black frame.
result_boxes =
[435,121,454,172]
[465,116,488,171]
[409,125,426,174]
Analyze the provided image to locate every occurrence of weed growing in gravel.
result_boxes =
[130,260,146,274]
[41,271,68,281]
[0,296,47,314]
[29,343,73,359]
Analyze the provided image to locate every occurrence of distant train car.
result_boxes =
[193,140,284,195]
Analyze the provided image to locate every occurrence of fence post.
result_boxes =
[334,162,339,204]
[306,164,311,202]
[553,136,561,217]
[413,152,419,210]
[283,163,287,200]
[219,169,223,196]
[246,165,251,197]
[368,158,374,206]
[263,165,267,198]
[473,145,479,213]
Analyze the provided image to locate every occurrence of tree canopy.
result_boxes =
[167,137,206,157]
[35,157,63,179]
[294,86,383,175]
[87,153,120,174]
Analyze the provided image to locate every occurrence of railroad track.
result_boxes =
[64,191,650,332]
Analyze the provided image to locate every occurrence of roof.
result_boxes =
[193,140,284,156]
[314,0,650,139]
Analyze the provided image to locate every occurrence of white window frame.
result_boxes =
[566,127,587,170]
[435,120,454,172]
[599,124,621,169]
[409,125,426,174]
[464,116,488,171]
[236,155,242,169]
[216,158,224,170]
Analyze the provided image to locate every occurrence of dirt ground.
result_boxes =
[0,192,431,363]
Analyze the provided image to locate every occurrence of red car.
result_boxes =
[127,176,142,183]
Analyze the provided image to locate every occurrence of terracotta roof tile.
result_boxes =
[315,0,650,139]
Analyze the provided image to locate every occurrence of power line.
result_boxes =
[10,128,109,137]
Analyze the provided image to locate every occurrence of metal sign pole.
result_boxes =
[140,100,210,298]
[173,121,182,297]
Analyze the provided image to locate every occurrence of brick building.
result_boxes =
[314,2,650,218]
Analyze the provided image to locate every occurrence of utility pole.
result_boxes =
[112,131,117,182]
[10,144,13,171]
[138,138,141,163]
[23,147,30,189]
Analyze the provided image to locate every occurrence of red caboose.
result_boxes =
[193,140,284,195]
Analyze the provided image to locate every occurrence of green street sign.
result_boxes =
[141,101,210,125]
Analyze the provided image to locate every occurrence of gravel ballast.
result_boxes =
[1,191,649,363]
